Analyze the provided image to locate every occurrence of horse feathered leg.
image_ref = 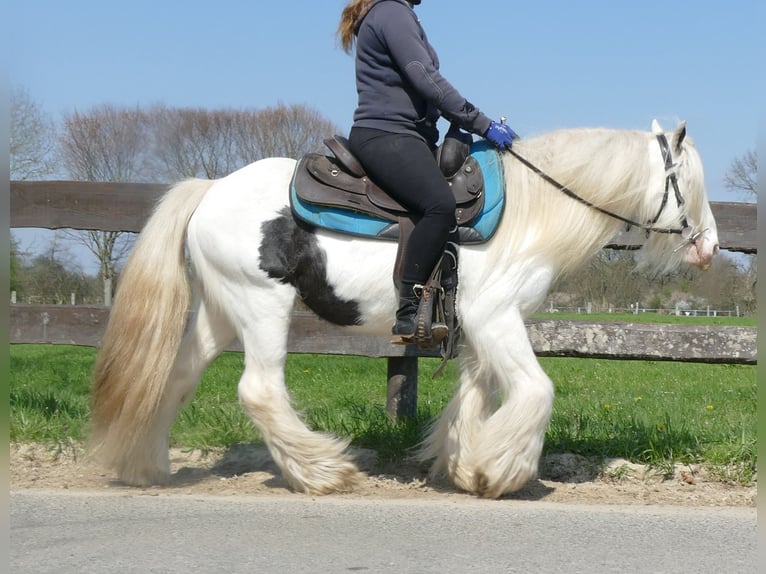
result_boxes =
[466,313,553,497]
[418,346,495,489]
[238,370,362,494]
[182,157,363,495]
[422,308,554,498]
[236,318,362,494]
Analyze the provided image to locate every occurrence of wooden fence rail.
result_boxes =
[10,181,758,417]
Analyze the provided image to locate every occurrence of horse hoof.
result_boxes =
[474,472,491,497]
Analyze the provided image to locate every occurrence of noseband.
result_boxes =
[507,133,706,247]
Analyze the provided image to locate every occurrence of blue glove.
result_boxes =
[484,120,518,150]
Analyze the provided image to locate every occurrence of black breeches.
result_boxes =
[348,127,456,285]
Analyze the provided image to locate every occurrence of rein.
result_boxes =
[506,134,690,237]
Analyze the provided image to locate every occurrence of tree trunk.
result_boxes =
[103,275,112,307]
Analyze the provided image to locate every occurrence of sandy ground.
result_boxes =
[10,443,756,507]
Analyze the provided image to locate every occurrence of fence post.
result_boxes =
[386,356,418,420]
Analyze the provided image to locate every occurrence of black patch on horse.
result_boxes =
[259,208,363,326]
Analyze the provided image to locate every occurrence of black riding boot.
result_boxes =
[392,281,419,338]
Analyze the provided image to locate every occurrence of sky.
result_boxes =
[8,0,763,272]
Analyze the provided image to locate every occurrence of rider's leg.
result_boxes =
[348,128,456,337]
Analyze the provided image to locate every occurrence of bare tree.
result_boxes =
[724,149,757,200]
[59,104,151,182]
[10,235,22,294]
[236,103,340,162]
[548,246,758,315]
[16,236,96,304]
[552,250,650,309]
[723,149,757,313]
[10,86,57,180]
[58,104,149,305]
[150,106,244,179]
[149,103,341,181]
[689,254,755,313]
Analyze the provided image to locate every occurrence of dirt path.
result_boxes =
[10,443,756,507]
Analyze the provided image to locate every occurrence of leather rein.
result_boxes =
[506,133,703,244]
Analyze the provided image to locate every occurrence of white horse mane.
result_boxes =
[487,126,704,278]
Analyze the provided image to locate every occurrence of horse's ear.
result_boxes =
[672,120,687,153]
[651,119,663,135]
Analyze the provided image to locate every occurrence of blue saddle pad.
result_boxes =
[290,141,505,244]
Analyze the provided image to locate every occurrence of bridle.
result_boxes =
[506,132,707,249]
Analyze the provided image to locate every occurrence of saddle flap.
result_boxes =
[293,154,401,222]
[304,154,368,198]
[448,156,484,202]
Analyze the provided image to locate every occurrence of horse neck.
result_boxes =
[489,128,654,277]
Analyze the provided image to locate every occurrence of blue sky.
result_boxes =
[9,0,762,270]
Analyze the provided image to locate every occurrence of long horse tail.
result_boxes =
[89,178,213,484]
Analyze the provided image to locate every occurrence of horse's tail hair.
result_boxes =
[89,178,213,482]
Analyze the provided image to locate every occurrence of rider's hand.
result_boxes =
[484,120,519,150]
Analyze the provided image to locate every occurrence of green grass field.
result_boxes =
[10,332,757,484]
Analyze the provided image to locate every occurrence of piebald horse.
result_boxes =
[90,120,718,498]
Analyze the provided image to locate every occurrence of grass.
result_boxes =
[9,340,757,484]
[543,359,757,482]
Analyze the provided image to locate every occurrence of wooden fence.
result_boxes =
[10,181,758,418]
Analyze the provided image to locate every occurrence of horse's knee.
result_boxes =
[238,378,278,411]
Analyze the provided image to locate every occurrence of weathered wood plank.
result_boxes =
[606,202,756,253]
[8,305,433,358]
[709,201,758,253]
[10,305,757,364]
[10,305,110,347]
[525,319,757,364]
[10,181,757,252]
[10,181,168,232]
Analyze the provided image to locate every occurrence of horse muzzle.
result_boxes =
[682,230,719,271]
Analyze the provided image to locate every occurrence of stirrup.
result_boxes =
[413,281,441,349]
[390,251,462,376]
[390,281,442,347]
[395,264,455,346]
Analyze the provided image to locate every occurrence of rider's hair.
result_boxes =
[337,0,373,53]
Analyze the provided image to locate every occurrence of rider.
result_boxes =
[337,0,518,339]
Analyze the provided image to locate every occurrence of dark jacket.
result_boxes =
[352,0,492,146]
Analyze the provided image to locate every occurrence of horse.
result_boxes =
[89,119,719,498]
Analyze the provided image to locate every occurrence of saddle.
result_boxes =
[290,126,485,369]
[292,131,485,239]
